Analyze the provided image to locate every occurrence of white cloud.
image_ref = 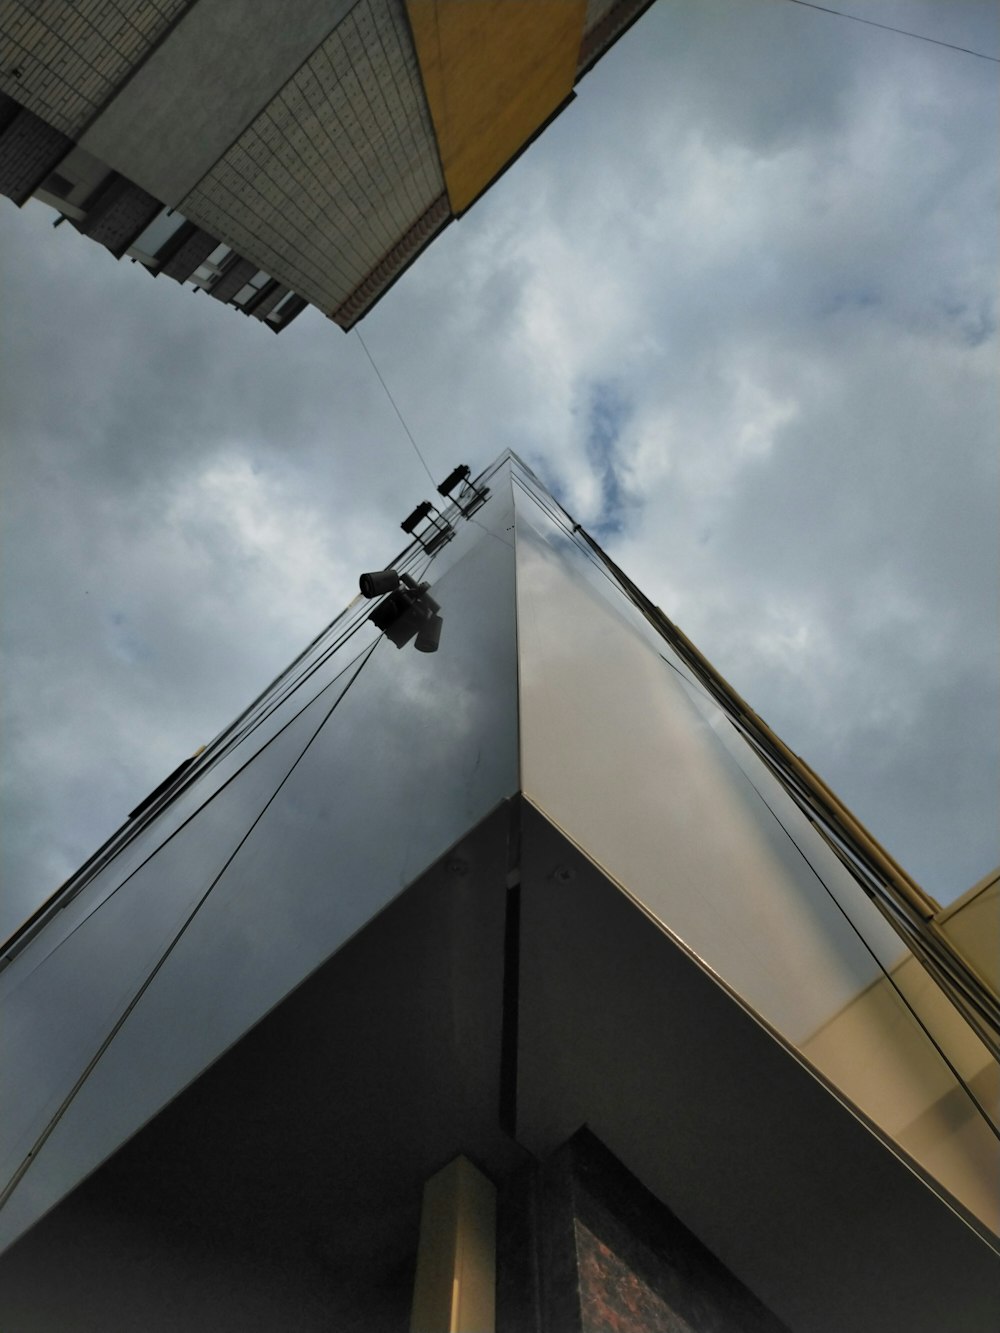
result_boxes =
[1,0,996,934]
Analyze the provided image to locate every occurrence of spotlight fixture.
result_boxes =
[437,464,490,517]
[400,501,453,554]
[437,464,471,498]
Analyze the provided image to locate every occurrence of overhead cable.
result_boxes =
[0,637,381,1209]
[781,0,999,62]
[355,327,436,483]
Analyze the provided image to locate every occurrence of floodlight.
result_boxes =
[437,464,470,498]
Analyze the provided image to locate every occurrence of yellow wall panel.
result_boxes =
[407,0,586,214]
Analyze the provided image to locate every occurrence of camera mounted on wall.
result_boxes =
[357,464,491,654]
[358,570,442,654]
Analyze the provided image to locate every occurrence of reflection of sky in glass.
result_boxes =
[0,694,329,1190]
[1,481,502,987]
[512,459,999,1238]
[510,455,944,992]
[2,455,995,1251]
[0,462,519,1252]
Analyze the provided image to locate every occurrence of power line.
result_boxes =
[780,0,999,62]
[734,759,1000,1136]
[0,637,381,1209]
[355,327,436,484]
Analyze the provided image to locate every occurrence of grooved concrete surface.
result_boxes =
[0,0,190,136]
[180,0,444,316]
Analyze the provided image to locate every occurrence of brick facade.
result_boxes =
[76,173,161,256]
[157,223,218,282]
[331,191,451,329]
[0,100,71,204]
[208,254,255,304]
[1,0,658,331]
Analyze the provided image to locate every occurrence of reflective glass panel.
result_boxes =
[0,466,518,1252]
[512,458,999,1241]
[0,668,360,1199]
[1,632,381,988]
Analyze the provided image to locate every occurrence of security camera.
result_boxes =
[359,569,401,598]
[414,612,443,654]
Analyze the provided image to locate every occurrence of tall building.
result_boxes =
[0,0,654,332]
[0,454,997,1330]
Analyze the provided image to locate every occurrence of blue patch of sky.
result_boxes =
[584,380,633,540]
[107,611,150,666]
[525,382,636,538]
[816,286,881,319]
[948,298,996,348]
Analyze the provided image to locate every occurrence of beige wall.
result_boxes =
[801,948,999,1232]
[936,869,999,995]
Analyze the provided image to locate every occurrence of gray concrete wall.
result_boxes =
[79,0,359,206]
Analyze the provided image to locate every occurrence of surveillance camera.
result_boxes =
[359,569,400,598]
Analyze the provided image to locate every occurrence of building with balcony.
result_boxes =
[0,454,997,1330]
[0,0,654,332]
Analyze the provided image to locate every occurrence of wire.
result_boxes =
[3,631,381,994]
[2,541,437,969]
[510,473,636,604]
[510,473,996,1032]
[218,548,433,760]
[355,327,436,484]
[731,754,1000,1139]
[779,0,999,62]
[0,637,381,1208]
[3,541,438,1001]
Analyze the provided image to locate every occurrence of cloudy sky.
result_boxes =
[1,0,997,940]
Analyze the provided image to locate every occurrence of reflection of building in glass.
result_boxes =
[0,0,654,332]
[1,455,997,1330]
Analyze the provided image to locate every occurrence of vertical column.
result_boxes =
[411,1156,497,1333]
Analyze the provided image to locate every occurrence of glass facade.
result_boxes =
[1,452,996,1275]
[0,459,518,1252]
[511,457,999,1243]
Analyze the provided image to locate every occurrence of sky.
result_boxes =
[0,0,997,940]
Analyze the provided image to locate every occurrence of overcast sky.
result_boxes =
[1,0,997,940]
